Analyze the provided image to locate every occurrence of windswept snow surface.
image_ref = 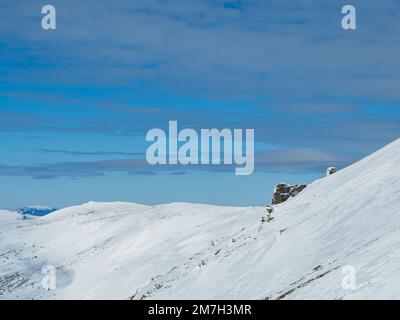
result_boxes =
[1,139,400,299]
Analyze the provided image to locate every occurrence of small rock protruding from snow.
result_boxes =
[326,167,337,177]
[261,205,275,225]
[271,183,307,205]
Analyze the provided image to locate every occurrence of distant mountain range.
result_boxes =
[16,206,58,216]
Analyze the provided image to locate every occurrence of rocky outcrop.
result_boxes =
[326,167,337,176]
[271,183,307,205]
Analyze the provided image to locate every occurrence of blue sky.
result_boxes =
[1,0,400,209]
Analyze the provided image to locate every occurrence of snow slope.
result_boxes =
[0,210,21,223]
[1,138,400,299]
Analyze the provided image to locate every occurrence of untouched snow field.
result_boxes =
[1,138,400,299]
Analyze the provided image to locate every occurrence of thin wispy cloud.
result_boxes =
[38,149,144,157]
[0,146,355,179]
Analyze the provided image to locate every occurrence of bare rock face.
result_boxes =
[271,183,307,205]
[326,167,337,176]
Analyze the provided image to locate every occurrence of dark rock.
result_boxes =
[326,167,337,176]
[271,183,307,205]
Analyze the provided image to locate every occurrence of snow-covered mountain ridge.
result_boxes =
[1,138,400,299]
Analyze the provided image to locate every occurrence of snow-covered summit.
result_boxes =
[1,138,400,299]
